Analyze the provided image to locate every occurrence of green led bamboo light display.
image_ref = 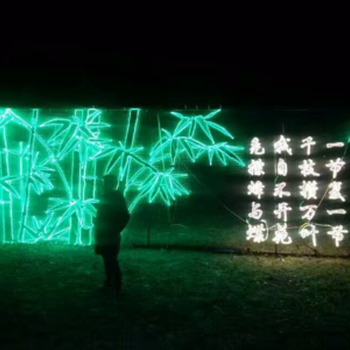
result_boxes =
[0,108,245,244]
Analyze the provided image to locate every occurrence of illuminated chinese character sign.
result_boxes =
[247,136,348,248]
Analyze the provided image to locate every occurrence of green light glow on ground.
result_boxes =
[0,108,244,245]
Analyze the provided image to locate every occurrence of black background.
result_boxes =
[1,40,350,111]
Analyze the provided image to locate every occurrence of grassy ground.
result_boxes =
[1,243,350,350]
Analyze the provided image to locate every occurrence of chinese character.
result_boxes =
[299,224,319,247]
[246,224,267,243]
[327,209,347,215]
[300,205,317,221]
[300,136,316,155]
[274,202,292,222]
[326,142,344,149]
[299,159,320,177]
[328,181,345,202]
[326,158,345,179]
[273,223,292,245]
[250,137,265,155]
[274,136,293,155]
[327,225,348,247]
[274,182,291,198]
[248,181,265,199]
[248,159,265,176]
[248,202,263,220]
[300,180,318,200]
[277,158,288,176]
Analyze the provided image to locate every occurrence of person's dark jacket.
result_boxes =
[94,191,130,248]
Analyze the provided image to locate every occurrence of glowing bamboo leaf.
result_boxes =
[196,117,216,144]
[49,198,98,227]
[47,227,71,241]
[90,146,121,161]
[119,156,132,183]
[151,136,172,157]
[40,109,106,161]
[57,127,81,160]
[219,144,245,167]
[126,167,149,188]
[171,112,186,120]
[206,121,234,139]
[170,139,178,165]
[29,153,55,195]
[173,117,191,136]
[0,176,21,198]
[171,110,228,142]
[24,212,55,240]
[0,109,14,128]
[208,147,214,165]
[181,139,196,162]
[105,148,123,174]
[40,118,72,144]
[215,146,227,166]
[128,169,189,212]
[189,119,197,137]
[203,109,221,120]
[160,188,171,206]
[153,110,245,168]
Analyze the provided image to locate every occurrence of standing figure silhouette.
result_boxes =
[94,175,130,294]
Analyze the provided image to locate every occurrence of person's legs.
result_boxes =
[114,238,122,291]
[102,253,113,287]
[102,245,122,290]
[114,256,122,290]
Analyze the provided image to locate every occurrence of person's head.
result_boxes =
[102,174,117,194]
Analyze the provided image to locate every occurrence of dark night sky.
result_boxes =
[1,39,350,109]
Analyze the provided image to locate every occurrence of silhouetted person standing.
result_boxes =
[94,175,130,293]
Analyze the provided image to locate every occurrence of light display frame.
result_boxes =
[0,108,245,245]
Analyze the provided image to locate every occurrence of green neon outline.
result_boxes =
[150,110,245,167]
[0,107,244,244]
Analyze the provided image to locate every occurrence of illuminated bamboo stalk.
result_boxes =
[92,159,97,198]
[19,109,38,242]
[74,109,85,245]
[5,109,74,242]
[88,159,97,245]
[69,131,77,244]
[2,127,14,242]
[69,110,85,245]
[0,141,5,243]
[157,113,166,172]
[79,159,87,245]
[69,138,75,243]
[87,108,101,245]
[119,109,141,186]
[75,157,84,245]
[78,110,85,245]
[18,142,24,242]
[157,113,171,222]
[0,125,14,242]
[10,111,73,200]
